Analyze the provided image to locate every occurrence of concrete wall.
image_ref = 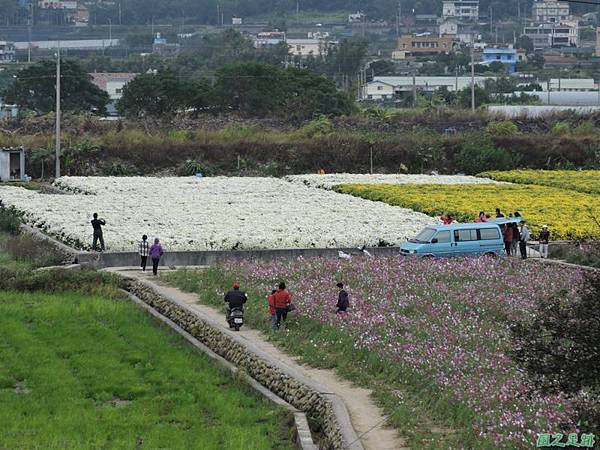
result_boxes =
[78,247,402,268]
[0,151,9,181]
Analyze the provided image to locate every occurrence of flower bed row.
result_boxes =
[0,177,435,251]
[205,256,583,448]
[284,173,498,190]
[334,183,600,240]
[480,170,600,195]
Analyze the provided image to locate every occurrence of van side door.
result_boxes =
[478,227,504,255]
[452,229,479,256]
[429,230,453,257]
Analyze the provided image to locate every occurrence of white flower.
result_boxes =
[0,176,446,252]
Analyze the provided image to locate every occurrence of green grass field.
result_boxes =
[0,291,294,450]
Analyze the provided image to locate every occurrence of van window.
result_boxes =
[454,229,478,242]
[480,228,500,240]
[435,231,451,243]
[414,228,436,243]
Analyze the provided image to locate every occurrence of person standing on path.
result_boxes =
[503,224,513,256]
[519,221,530,259]
[336,282,349,313]
[273,282,292,329]
[267,289,277,331]
[91,213,106,251]
[149,238,164,275]
[539,225,550,259]
[138,234,149,271]
[511,223,520,256]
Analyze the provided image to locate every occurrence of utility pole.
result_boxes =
[108,18,112,45]
[396,1,401,37]
[470,45,475,112]
[412,74,417,107]
[27,2,33,63]
[296,0,300,21]
[489,6,493,34]
[55,41,61,179]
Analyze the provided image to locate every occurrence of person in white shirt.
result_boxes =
[519,221,530,260]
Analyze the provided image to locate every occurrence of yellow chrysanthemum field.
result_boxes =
[335,176,600,240]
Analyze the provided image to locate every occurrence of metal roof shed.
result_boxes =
[0,147,26,182]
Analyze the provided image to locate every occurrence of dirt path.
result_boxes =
[114,268,407,450]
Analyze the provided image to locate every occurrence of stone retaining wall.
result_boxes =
[120,277,347,450]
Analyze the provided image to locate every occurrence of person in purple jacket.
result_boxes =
[149,238,164,276]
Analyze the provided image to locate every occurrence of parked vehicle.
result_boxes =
[401,219,523,258]
[227,307,244,331]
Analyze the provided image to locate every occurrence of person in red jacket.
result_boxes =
[267,289,277,331]
[273,282,292,329]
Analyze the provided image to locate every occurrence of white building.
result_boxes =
[361,76,494,100]
[547,78,595,91]
[523,21,579,49]
[0,147,25,182]
[532,0,570,23]
[90,73,137,100]
[253,32,286,48]
[442,1,479,21]
[287,39,335,57]
[0,41,15,62]
[439,18,478,44]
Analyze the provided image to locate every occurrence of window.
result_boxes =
[434,231,451,244]
[479,228,500,240]
[454,229,478,242]
[116,88,122,94]
[377,86,384,91]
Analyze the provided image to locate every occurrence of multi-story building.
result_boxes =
[398,34,456,56]
[524,21,579,49]
[0,41,15,62]
[532,0,570,23]
[442,1,480,21]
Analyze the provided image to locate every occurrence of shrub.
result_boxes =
[2,233,67,268]
[510,273,600,430]
[574,121,596,136]
[103,159,136,176]
[552,122,570,135]
[455,139,513,174]
[296,115,333,139]
[485,120,519,136]
[178,159,206,176]
[0,206,22,235]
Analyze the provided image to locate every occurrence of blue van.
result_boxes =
[400,219,523,258]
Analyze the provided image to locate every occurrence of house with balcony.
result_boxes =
[442,0,480,21]
[532,0,570,23]
[523,21,579,49]
[482,47,517,73]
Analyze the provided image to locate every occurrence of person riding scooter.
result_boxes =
[224,282,248,325]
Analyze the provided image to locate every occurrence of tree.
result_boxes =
[214,62,284,117]
[510,274,600,429]
[457,85,490,108]
[515,35,534,53]
[488,61,507,74]
[4,60,109,115]
[281,68,354,119]
[117,70,189,118]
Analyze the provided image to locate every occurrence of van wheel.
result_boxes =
[423,254,435,259]
[484,252,496,257]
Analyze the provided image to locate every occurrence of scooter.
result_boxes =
[227,307,244,331]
